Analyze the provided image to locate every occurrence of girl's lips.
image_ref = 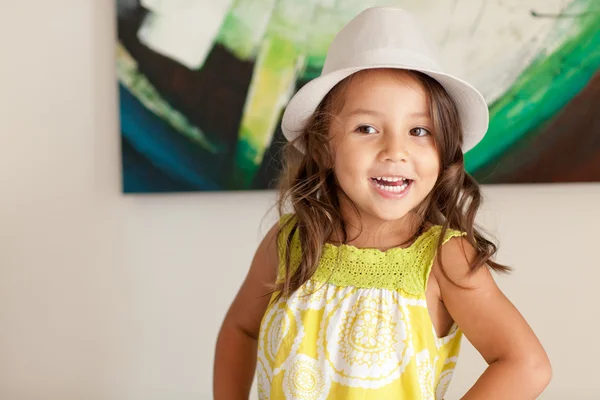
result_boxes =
[369,177,413,199]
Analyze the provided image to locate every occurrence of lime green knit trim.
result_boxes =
[277,215,465,295]
[313,226,464,295]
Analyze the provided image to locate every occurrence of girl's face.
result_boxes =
[329,69,440,224]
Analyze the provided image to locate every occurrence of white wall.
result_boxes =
[0,1,598,399]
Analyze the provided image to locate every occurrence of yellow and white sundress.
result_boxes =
[257,215,465,399]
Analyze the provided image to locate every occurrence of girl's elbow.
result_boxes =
[525,354,552,394]
[538,358,553,390]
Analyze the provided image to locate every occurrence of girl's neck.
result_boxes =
[331,206,423,251]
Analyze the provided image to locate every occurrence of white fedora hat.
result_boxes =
[281,6,489,153]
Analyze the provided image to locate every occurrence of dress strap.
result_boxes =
[420,226,466,292]
[276,214,300,281]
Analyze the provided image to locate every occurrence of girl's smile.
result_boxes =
[369,176,413,199]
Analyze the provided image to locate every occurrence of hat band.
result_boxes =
[322,48,442,76]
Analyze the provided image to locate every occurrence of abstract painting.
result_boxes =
[116,0,600,193]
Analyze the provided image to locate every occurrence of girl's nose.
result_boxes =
[380,134,409,163]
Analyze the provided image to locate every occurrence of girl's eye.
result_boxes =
[356,125,378,134]
[410,127,431,137]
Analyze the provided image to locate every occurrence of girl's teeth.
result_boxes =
[375,181,409,193]
[376,177,406,182]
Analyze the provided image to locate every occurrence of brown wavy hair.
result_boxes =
[274,69,509,300]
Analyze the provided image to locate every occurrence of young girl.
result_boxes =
[214,7,551,400]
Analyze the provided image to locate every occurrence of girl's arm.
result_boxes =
[213,223,279,399]
[434,237,552,399]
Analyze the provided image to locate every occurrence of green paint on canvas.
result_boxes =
[465,0,600,173]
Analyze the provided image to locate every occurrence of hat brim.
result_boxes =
[281,65,489,153]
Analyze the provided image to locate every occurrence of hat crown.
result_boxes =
[323,7,443,74]
[281,6,489,154]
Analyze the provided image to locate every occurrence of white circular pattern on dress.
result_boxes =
[322,291,412,388]
[282,354,331,400]
[270,301,306,376]
[435,368,455,400]
[341,305,396,367]
[268,310,290,361]
[260,301,295,369]
[256,357,270,400]
[416,350,435,400]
